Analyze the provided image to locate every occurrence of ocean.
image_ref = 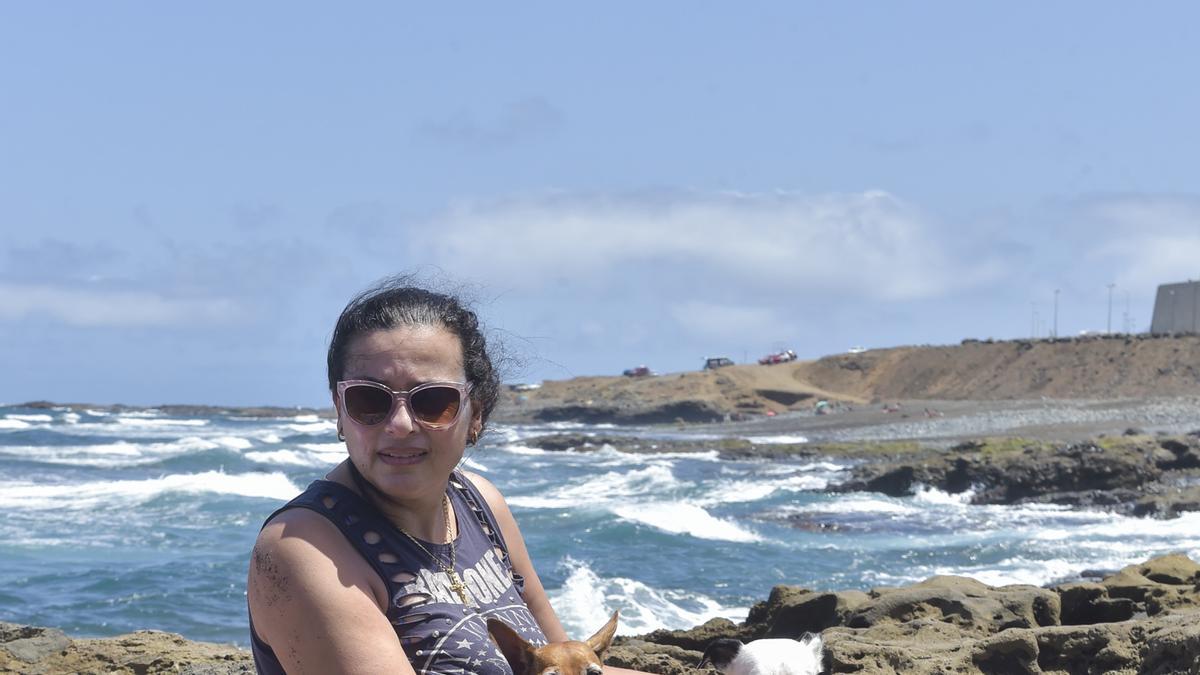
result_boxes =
[2,403,1199,648]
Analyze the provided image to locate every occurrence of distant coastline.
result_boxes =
[15,400,335,419]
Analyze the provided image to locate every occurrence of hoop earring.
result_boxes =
[468,430,479,446]
[337,424,345,442]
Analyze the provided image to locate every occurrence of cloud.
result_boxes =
[0,283,241,327]
[416,97,565,149]
[413,189,1002,301]
[669,301,796,342]
[1084,195,1200,291]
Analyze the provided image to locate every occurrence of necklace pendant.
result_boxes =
[447,570,473,607]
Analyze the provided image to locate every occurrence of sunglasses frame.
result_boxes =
[336,379,472,430]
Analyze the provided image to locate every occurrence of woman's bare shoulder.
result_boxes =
[249,506,387,614]
[248,507,407,672]
[460,470,511,514]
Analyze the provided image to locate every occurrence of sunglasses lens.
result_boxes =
[344,385,393,425]
[410,386,463,426]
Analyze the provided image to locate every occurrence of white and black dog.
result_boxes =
[698,633,823,675]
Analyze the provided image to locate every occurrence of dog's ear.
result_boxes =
[487,618,534,673]
[585,610,619,657]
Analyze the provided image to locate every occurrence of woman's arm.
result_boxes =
[463,472,656,675]
[247,508,417,675]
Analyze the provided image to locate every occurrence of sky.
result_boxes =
[3,3,1200,407]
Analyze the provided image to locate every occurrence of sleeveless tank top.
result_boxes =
[250,471,548,674]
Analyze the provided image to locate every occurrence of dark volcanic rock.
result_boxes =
[1057,582,1137,625]
[833,436,1200,518]
[521,433,814,460]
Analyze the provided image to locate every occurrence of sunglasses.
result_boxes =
[336,380,471,429]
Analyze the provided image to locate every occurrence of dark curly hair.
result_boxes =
[326,276,500,430]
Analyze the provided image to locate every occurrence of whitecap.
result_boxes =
[612,502,761,543]
[499,444,548,456]
[548,559,747,637]
[7,414,53,422]
[695,480,781,505]
[298,442,345,454]
[285,421,336,434]
[695,474,829,507]
[0,436,239,468]
[246,449,338,468]
[116,417,208,428]
[0,471,299,510]
[0,419,31,430]
[210,435,254,450]
[788,495,919,516]
[912,484,976,505]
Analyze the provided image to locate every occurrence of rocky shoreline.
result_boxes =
[522,430,1200,521]
[605,553,1200,673]
[6,553,1198,674]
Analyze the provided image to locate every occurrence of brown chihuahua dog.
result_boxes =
[487,611,619,675]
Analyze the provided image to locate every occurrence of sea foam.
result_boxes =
[549,559,746,637]
[612,502,761,543]
[116,417,209,428]
[0,471,299,510]
[7,414,53,423]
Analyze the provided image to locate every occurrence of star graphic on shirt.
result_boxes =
[455,639,472,649]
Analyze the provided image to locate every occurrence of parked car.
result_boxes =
[622,365,651,377]
[703,357,735,370]
[847,346,866,354]
[508,382,542,392]
[758,349,797,365]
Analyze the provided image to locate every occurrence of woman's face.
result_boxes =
[334,324,480,500]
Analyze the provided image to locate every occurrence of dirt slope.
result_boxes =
[498,334,1200,424]
[796,333,1200,401]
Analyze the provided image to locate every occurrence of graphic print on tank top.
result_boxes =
[394,545,547,674]
[340,472,548,675]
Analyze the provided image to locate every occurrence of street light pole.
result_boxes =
[1107,283,1116,333]
[1192,281,1198,333]
[1053,289,1060,338]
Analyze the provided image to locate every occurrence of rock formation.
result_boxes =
[0,623,252,674]
[605,553,1200,674]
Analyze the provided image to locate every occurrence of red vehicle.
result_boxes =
[758,349,797,365]
[623,365,651,377]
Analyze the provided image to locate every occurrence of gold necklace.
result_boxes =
[395,494,473,607]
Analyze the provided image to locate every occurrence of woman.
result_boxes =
[247,279,649,674]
